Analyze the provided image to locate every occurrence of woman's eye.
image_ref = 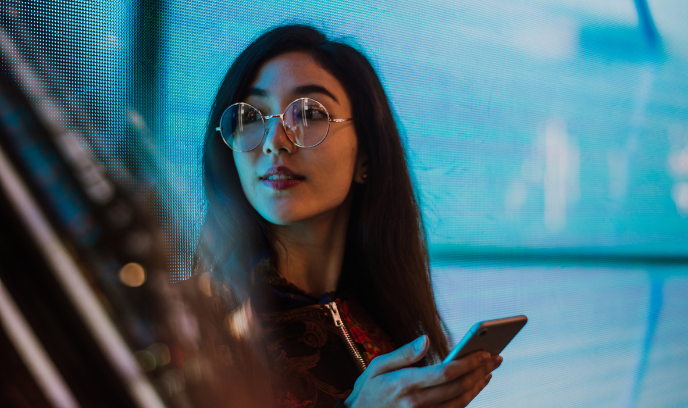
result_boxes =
[242,110,260,122]
[300,106,327,121]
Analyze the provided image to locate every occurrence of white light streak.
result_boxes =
[0,278,79,408]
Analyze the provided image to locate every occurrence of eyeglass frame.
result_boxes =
[215,97,354,152]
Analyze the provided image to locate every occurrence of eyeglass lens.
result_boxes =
[219,98,331,151]
[220,104,264,152]
[284,99,330,147]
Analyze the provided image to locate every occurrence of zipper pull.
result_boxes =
[326,300,368,373]
[326,301,344,327]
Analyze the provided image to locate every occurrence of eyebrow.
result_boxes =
[245,84,339,103]
[245,87,268,97]
[293,85,339,103]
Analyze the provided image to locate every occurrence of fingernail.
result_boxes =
[492,355,503,366]
[485,373,492,384]
[414,335,426,351]
[480,352,490,363]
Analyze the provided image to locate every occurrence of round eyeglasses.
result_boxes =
[216,97,353,152]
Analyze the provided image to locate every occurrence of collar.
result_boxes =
[250,258,345,311]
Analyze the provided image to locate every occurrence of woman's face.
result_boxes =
[233,51,365,226]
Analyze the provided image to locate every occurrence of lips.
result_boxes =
[260,166,304,190]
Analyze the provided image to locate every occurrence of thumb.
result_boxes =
[367,335,429,376]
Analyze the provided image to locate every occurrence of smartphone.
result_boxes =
[442,315,527,364]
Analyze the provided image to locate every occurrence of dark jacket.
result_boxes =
[250,260,397,408]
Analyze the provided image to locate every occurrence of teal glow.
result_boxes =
[165,0,688,258]
[162,1,688,406]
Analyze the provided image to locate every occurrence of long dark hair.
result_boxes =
[195,25,449,364]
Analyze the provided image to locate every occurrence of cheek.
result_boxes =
[310,133,358,197]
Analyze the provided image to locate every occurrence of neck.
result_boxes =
[269,195,352,298]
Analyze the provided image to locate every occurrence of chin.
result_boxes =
[258,206,309,226]
[253,196,343,226]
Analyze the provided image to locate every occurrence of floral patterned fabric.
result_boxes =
[336,299,396,365]
[278,392,313,408]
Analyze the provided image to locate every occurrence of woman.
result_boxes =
[194,25,501,408]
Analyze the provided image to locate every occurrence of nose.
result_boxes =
[262,115,295,155]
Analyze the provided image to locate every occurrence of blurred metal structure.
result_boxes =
[0,1,274,406]
[0,25,168,407]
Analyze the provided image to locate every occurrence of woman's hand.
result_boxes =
[343,335,502,408]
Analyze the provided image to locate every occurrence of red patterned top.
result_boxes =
[336,299,396,365]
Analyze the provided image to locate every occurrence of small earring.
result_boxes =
[362,173,368,180]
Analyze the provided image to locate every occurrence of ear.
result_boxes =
[353,151,369,184]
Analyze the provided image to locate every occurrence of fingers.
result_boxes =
[366,335,429,376]
[412,354,502,407]
[453,355,500,395]
[408,350,492,389]
[434,371,493,408]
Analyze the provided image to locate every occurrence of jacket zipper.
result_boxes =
[325,300,367,373]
